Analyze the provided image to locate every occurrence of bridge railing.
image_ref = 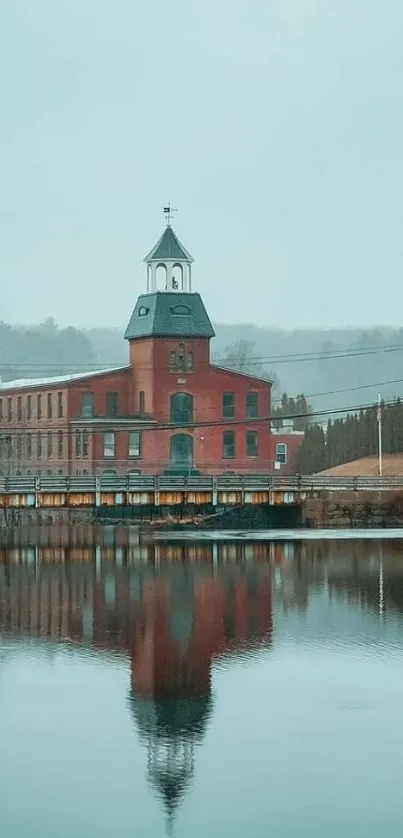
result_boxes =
[0,473,403,494]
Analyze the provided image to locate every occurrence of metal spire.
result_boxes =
[163,202,177,227]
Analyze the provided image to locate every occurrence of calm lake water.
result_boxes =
[1,532,403,837]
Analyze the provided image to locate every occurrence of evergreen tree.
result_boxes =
[293,399,403,473]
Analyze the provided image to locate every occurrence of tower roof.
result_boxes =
[144,226,194,263]
[124,292,215,341]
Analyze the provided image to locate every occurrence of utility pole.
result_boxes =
[377,393,383,477]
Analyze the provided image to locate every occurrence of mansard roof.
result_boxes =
[124,292,215,340]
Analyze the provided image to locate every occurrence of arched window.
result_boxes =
[169,342,194,372]
[170,393,193,425]
[177,342,186,371]
[170,434,193,467]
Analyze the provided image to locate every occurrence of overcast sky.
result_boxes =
[1,0,403,330]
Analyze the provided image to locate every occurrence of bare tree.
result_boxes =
[218,340,281,396]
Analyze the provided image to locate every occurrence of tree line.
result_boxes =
[295,399,403,473]
[0,318,96,381]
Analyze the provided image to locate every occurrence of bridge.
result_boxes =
[0,473,402,510]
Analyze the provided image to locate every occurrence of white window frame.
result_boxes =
[276,442,287,464]
[103,431,115,458]
[128,430,141,458]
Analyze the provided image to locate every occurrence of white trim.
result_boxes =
[0,366,130,392]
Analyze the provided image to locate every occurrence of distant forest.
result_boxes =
[1,319,403,419]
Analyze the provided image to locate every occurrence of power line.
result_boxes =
[2,341,403,374]
[280,377,403,403]
[0,396,395,442]
[0,374,402,424]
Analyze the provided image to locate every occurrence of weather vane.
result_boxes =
[163,202,177,226]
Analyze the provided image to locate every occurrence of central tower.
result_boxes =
[124,210,215,431]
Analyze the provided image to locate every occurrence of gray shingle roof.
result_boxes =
[144,227,194,263]
[124,292,215,340]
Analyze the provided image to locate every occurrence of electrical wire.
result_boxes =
[2,340,403,372]
[0,397,395,442]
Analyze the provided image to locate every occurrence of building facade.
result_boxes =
[0,220,275,476]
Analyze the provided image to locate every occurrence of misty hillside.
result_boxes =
[85,323,403,413]
[1,319,402,415]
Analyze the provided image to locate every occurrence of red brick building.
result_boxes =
[271,429,305,475]
[0,219,274,476]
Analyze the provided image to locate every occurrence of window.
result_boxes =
[170,392,193,425]
[47,431,52,458]
[246,430,259,457]
[81,392,94,418]
[57,392,63,418]
[17,435,22,458]
[128,430,141,457]
[37,394,42,419]
[103,431,115,457]
[276,442,287,464]
[139,391,145,415]
[170,342,193,372]
[27,395,32,420]
[170,304,191,315]
[176,343,186,371]
[17,396,22,422]
[76,430,89,458]
[170,434,193,467]
[26,433,32,458]
[57,431,63,458]
[37,432,42,457]
[47,393,53,419]
[7,398,12,422]
[82,430,89,457]
[138,305,149,317]
[246,392,259,418]
[106,392,119,416]
[0,399,2,421]
[223,392,235,419]
[223,430,235,458]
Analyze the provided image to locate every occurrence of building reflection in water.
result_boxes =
[1,536,402,831]
[0,540,273,833]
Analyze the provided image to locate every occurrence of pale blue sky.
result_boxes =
[1,0,403,328]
